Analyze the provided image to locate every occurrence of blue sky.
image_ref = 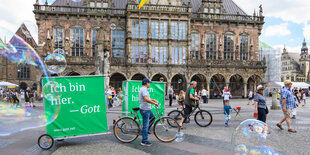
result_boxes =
[0,0,308,53]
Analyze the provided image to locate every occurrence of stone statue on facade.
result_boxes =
[259,5,263,16]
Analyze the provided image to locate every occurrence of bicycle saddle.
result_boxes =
[132,107,140,111]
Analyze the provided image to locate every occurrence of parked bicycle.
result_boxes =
[168,100,213,127]
[113,106,180,143]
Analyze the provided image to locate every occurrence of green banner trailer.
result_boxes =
[41,76,108,140]
[122,80,165,123]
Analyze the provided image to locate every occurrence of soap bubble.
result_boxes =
[44,53,67,74]
[54,48,66,57]
[0,26,61,136]
[232,119,283,155]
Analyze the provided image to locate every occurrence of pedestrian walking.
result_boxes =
[248,90,254,105]
[12,89,20,107]
[25,87,30,107]
[6,90,13,105]
[223,103,232,127]
[254,85,268,123]
[302,91,306,107]
[29,89,35,107]
[177,90,185,109]
[222,88,232,106]
[201,87,207,104]
[292,90,300,119]
[276,80,297,133]
[168,86,174,106]
[139,78,159,146]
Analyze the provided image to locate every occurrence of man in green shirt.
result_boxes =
[179,81,200,128]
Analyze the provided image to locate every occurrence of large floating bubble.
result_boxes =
[232,119,283,155]
[54,48,66,57]
[44,53,67,74]
[0,25,61,136]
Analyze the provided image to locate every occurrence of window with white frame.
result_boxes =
[240,36,248,60]
[54,28,63,49]
[132,19,148,39]
[171,21,187,40]
[132,45,147,63]
[224,35,234,60]
[206,34,217,59]
[112,30,125,58]
[191,34,199,60]
[152,46,167,64]
[172,46,186,64]
[71,28,84,56]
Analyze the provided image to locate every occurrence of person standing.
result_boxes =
[292,90,300,119]
[106,86,112,108]
[302,91,306,107]
[29,89,35,107]
[177,90,185,109]
[12,89,20,108]
[139,78,159,146]
[25,87,30,107]
[168,86,174,106]
[248,90,254,105]
[276,80,297,133]
[6,90,13,105]
[254,85,268,123]
[179,81,200,128]
[202,87,207,104]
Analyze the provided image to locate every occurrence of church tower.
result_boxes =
[300,39,309,81]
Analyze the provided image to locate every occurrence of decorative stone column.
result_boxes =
[243,82,247,97]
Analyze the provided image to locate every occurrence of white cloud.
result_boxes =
[0,0,37,42]
[233,0,310,24]
[303,23,310,41]
[273,45,301,53]
[264,23,291,37]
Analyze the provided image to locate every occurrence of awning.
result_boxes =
[0,81,19,87]
[268,82,310,89]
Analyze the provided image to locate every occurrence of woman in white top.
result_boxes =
[302,92,307,107]
[202,88,207,104]
[222,88,232,105]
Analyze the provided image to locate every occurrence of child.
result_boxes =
[222,88,232,126]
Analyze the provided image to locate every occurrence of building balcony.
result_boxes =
[192,13,264,23]
[33,4,126,15]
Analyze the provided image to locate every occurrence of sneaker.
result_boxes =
[141,141,152,146]
[225,122,228,127]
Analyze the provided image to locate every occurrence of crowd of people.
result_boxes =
[106,86,123,108]
[0,87,39,108]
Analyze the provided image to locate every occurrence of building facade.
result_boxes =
[281,40,310,82]
[34,0,266,97]
[0,24,39,90]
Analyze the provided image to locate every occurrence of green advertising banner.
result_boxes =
[42,76,108,138]
[122,80,165,123]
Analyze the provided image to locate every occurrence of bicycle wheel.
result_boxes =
[38,134,54,150]
[153,117,180,143]
[167,110,183,127]
[113,117,140,143]
[194,110,213,127]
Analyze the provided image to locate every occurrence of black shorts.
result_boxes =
[25,98,30,102]
[183,105,193,118]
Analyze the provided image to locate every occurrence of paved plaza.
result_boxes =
[1,98,310,155]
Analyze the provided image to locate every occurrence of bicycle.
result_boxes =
[113,106,180,143]
[168,100,213,127]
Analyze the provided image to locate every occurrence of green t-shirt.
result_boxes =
[190,88,195,95]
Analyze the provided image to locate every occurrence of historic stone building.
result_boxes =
[281,40,310,82]
[0,24,39,90]
[34,0,266,97]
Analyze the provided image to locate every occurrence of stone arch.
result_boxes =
[131,73,146,81]
[171,74,186,94]
[190,74,207,91]
[151,73,167,82]
[32,83,38,90]
[20,82,27,90]
[66,71,81,76]
[110,72,127,90]
[210,74,226,99]
[247,74,262,93]
[229,74,244,97]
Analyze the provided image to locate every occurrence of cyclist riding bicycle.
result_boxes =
[179,81,200,128]
[139,78,159,147]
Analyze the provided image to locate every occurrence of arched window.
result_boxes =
[71,28,84,56]
[240,36,248,60]
[17,64,30,79]
[112,30,125,58]
[224,35,234,60]
[206,34,217,59]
